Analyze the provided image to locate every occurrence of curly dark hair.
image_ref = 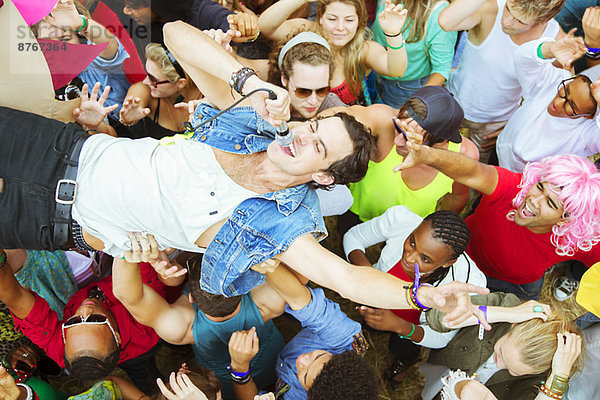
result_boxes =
[307,351,378,400]
[312,112,375,190]
[64,347,120,381]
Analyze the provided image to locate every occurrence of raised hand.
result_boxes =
[591,77,600,105]
[417,281,491,330]
[228,11,260,43]
[157,372,209,400]
[243,75,290,127]
[0,367,20,400]
[549,28,586,70]
[254,394,275,400]
[228,327,260,373]
[583,6,600,49]
[45,0,81,31]
[73,83,118,129]
[378,0,408,37]
[551,332,583,377]
[123,232,160,263]
[119,96,150,126]
[148,248,188,281]
[393,120,428,172]
[202,29,235,53]
[5,344,38,371]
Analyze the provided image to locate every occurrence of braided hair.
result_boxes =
[422,210,471,285]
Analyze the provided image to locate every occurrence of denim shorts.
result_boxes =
[0,107,88,250]
[375,74,429,109]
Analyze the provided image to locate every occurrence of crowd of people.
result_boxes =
[1,0,600,399]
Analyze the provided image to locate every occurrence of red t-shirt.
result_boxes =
[13,263,171,367]
[387,260,422,324]
[466,167,600,284]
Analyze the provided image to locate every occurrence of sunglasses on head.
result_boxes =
[62,314,120,346]
[146,73,171,88]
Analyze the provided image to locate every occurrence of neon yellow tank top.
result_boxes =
[349,141,461,220]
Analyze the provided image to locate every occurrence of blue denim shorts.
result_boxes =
[375,74,429,109]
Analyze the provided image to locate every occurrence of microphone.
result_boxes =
[267,89,295,153]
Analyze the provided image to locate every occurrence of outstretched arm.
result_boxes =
[395,128,499,195]
[46,0,118,59]
[258,0,311,41]
[112,234,195,345]
[437,0,488,32]
[364,1,408,77]
[163,22,289,125]
[275,235,490,328]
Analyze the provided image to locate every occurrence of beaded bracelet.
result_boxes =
[539,383,562,399]
[229,67,257,96]
[74,15,89,33]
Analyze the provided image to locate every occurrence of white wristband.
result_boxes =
[16,383,34,400]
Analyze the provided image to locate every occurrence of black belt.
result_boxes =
[53,134,87,247]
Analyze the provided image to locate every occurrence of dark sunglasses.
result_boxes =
[62,314,120,346]
[292,86,331,99]
[146,73,171,88]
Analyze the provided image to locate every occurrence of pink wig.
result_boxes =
[509,154,600,256]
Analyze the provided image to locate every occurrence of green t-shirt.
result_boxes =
[371,0,457,81]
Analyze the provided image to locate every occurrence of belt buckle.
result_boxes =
[55,179,78,205]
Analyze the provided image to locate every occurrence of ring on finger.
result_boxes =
[22,353,29,358]
[533,305,544,313]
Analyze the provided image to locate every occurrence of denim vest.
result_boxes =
[187,104,327,296]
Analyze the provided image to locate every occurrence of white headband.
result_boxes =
[277,32,331,70]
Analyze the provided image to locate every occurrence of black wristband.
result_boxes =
[384,31,402,37]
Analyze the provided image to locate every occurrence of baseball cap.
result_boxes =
[405,86,463,143]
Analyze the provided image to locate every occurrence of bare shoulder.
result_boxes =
[459,136,480,160]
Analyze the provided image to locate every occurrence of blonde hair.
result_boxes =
[145,43,185,84]
[511,0,566,24]
[507,318,583,375]
[399,0,440,43]
[316,0,368,98]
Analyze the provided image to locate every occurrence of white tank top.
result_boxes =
[448,0,560,122]
[72,134,255,257]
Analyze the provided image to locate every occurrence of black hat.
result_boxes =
[405,86,463,143]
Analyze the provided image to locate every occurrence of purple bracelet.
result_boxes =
[412,263,432,310]
[478,305,488,324]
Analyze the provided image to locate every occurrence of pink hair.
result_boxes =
[508,154,600,256]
